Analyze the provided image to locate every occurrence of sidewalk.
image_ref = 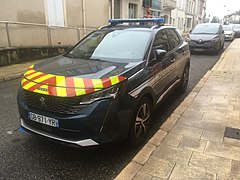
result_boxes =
[0,59,42,82]
[116,39,240,180]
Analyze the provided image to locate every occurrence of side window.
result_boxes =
[153,30,169,52]
[167,29,181,50]
[149,30,169,60]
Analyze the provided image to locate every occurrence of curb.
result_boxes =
[115,40,235,180]
[0,73,23,82]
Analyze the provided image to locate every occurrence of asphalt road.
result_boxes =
[0,41,231,180]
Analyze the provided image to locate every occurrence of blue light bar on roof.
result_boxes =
[109,18,165,25]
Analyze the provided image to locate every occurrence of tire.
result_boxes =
[176,65,189,94]
[128,97,152,147]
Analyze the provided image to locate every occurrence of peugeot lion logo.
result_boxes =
[39,97,47,107]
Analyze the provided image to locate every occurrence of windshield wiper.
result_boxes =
[90,58,109,62]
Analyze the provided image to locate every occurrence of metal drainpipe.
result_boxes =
[82,0,86,36]
[6,22,11,47]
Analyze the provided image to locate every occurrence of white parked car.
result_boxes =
[223,25,235,41]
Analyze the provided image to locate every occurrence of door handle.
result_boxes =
[171,59,176,63]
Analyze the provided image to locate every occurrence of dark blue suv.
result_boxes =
[17,18,190,147]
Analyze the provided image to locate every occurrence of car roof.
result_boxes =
[100,24,177,32]
[99,18,177,32]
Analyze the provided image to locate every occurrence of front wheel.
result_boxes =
[128,97,152,147]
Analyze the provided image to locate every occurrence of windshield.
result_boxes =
[191,24,219,34]
[65,30,151,63]
[223,26,232,31]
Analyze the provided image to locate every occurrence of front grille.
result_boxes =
[19,88,85,114]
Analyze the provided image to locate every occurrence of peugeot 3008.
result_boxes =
[17,18,190,147]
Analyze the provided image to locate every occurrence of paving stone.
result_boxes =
[172,105,187,116]
[180,97,194,107]
[201,129,224,143]
[223,137,240,147]
[188,91,198,98]
[176,116,205,129]
[229,119,240,129]
[149,129,167,146]
[231,160,240,179]
[170,124,203,140]
[152,177,166,180]
[152,144,193,165]
[160,114,180,132]
[140,157,175,179]
[181,109,204,120]
[178,137,207,153]
[189,152,232,175]
[216,174,232,180]
[203,122,222,131]
[133,172,153,180]
[133,143,156,165]
[162,133,183,147]
[169,164,215,180]
[115,161,142,180]
[205,141,240,161]
[201,113,230,125]
[211,97,229,104]
[192,84,203,92]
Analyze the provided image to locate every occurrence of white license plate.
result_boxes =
[28,112,59,128]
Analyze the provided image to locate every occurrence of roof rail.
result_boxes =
[109,18,165,26]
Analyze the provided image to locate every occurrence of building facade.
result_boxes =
[0,0,110,47]
[109,0,144,19]
[0,0,207,48]
[171,0,186,32]
[161,0,177,24]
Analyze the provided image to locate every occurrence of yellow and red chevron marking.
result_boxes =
[21,65,126,97]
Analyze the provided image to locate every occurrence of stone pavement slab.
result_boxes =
[152,144,193,165]
[189,152,232,175]
[169,164,215,180]
[139,157,175,179]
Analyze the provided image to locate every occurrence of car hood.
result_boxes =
[21,56,143,97]
[189,34,218,41]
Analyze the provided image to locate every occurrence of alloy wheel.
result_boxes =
[135,103,150,138]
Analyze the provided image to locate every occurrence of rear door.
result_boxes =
[166,28,187,80]
[149,29,176,98]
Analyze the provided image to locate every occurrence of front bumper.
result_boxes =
[188,41,219,52]
[21,119,99,146]
[18,92,134,146]
[225,34,234,40]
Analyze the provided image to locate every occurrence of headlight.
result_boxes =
[80,85,120,105]
[211,37,219,42]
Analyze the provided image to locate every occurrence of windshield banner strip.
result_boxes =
[21,65,126,97]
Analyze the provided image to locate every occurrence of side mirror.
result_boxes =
[189,30,192,34]
[155,49,167,61]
